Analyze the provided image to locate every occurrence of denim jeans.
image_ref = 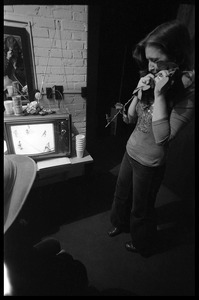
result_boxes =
[110,151,165,250]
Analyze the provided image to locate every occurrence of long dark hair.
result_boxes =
[133,20,192,76]
[4,35,23,67]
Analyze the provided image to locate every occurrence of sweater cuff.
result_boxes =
[152,117,168,126]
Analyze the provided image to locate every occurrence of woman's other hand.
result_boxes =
[122,112,129,124]
[154,70,171,96]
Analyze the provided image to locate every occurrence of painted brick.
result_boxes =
[13,5,41,15]
[32,27,49,38]
[52,66,74,75]
[33,16,55,29]
[33,37,54,48]
[64,96,75,104]
[71,5,86,12]
[36,6,53,17]
[67,75,85,82]
[65,83,75,90]
[73,51,83,59]
[74,67,87,75]
[83,41,87,50]
[73,12,87,22]
[34,47,49,57]
[4,4,88,135]
[74,82,87,89]
[67,59,84,66]
[47,49,63,58]
[74,96,86,103]
[38,57,63,66]
[43,74,65,83]
[72,31,84,40]
[36,65,51,74]
[49,29,72,40]
[82,32,87,40]
[67,41,84,50]
[53,9,72,20]
[62,20,85,31]
[61,50,73,59]
[82,50,87,58]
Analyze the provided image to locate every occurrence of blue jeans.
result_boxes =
[110,151,165,250]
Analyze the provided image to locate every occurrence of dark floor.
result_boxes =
[21,135,128,235]
[20,135,195,296]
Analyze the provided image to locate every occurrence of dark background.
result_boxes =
[86,0,195,139]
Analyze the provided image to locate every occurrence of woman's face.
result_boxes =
[145,45,169,74]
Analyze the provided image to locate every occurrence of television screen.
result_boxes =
[10,123,55,155]
[4,112,72,161]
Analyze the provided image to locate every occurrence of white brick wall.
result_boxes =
[4,4,88,135]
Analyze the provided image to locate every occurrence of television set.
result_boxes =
[4,112,72,161]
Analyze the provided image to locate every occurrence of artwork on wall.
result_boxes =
[4,23,37,102]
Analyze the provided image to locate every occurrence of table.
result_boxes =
[34,150,93,187]
[4,138,93,187]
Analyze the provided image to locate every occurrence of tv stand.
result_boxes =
[34,150,93,187]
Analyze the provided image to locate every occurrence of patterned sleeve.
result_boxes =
[152,85,195,145]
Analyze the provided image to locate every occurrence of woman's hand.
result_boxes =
[137,73,155,90]
[154,70,171,97]
[122,112,129,124]
[134,74,155,99]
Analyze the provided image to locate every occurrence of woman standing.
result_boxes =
[108,20,195,256]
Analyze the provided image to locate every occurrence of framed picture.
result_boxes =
[4,25,36,103]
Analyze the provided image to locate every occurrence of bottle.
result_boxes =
[12,95,23,116]
[12,81,19,96]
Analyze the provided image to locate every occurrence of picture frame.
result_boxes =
[4,25,36,103]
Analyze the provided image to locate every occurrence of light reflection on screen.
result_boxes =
[11,123,55,155]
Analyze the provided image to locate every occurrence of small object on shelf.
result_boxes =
[12,95,23,116]
[35,92,42,101]
[4,100,14,115]
[23,100,56,116]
